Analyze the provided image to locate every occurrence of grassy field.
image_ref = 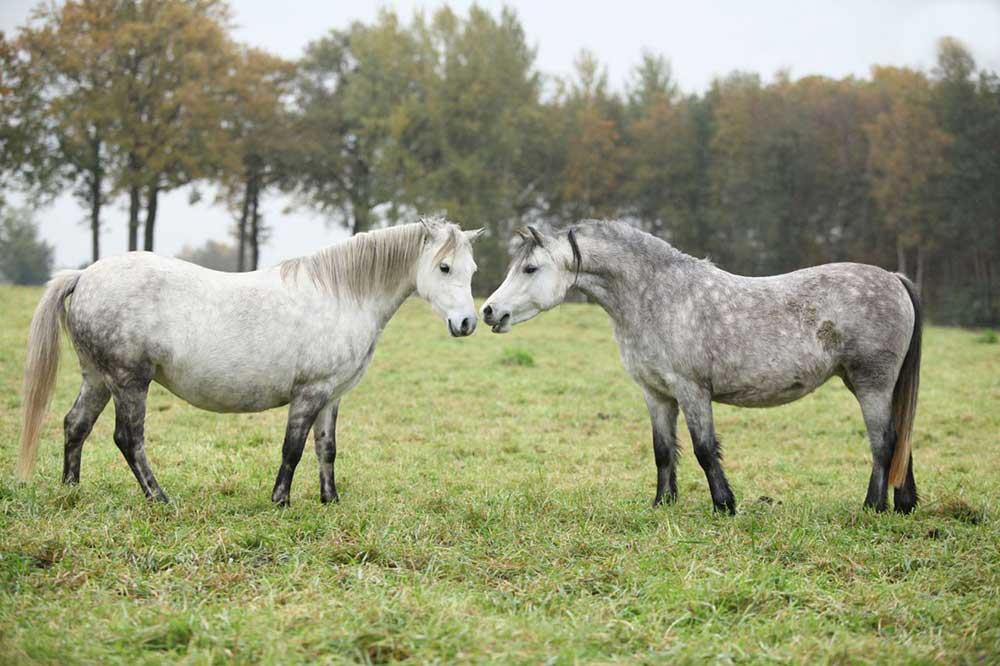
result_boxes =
[1,284,998,663]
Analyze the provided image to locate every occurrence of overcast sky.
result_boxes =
[3,0,999,269]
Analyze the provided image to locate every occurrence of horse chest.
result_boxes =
[298,319,380,395]
[615,328,679,397]
[329,338,378,397]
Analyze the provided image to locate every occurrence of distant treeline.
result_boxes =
[1,2,998,323]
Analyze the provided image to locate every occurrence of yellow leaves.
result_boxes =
[561,103,625,218]
[865,67,954,238]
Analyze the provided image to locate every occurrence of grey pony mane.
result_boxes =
[280,223,430,299]
[517,219,707,269]
[572,219,706,264]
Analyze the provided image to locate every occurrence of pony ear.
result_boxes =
[419,217,440,243]
[526,225,545,248]
[463,227,486,243]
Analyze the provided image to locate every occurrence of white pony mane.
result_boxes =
[279,220,461,299]
[280,223,426,299]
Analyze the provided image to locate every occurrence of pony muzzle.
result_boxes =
[447,315,477,337]
[482,303,511,333]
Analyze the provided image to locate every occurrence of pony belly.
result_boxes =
[713,382,819,408]
[153,366,291,413]
[712,367,832,408]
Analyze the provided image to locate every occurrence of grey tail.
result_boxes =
[888,273,922,489]
[17,270,82,480]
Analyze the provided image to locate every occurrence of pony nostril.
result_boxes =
[483,305,494,321]
[460,317,471,335]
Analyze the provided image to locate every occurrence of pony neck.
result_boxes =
[371,273,418,329]
[568,224,697,325]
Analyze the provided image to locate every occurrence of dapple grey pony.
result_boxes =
[482,220,921,514]
[18,219,483,506]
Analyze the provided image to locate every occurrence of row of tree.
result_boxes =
[2,2,999,323]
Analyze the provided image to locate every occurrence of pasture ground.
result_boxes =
[1,285,998,663]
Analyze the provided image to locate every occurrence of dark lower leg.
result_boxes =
[271,429,309,506]
[113,388,168,502]
[893,454,918,514]
[272,397,326,506]
[652,429,677,506]
[62,381,110,484]
[691,432,736,515]
[864,425,894,512]
[314,404,339,503]
[646,395,679,507]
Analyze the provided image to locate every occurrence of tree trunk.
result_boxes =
[127,152,141,251]
[351,201,369,236]
[128,184,141,251]
[89,143,102,264]
[987,258,996,325]
[915,245,926,294]
[250,181,260,270]
[237,175,251,272]
[90,182,101,264]
[143,184,159,252]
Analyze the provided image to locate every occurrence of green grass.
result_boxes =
[499,347,535,367]
[976,330,998,345]
[1,285,999,663]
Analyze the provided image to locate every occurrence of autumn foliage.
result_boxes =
[1,3,998,322]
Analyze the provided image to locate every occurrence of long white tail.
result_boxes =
[17,270,83,480]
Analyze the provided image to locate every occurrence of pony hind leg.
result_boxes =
[892,453,918,514]
[110,375,169,502]
[62,372,111,484]
[854,387,895,512]
[644,392,679,506]
[313,399,341,503]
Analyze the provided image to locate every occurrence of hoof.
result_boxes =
[713,496,736,515]
[320,492,340,504]
[893,488,919,515]
[863,500,888,513]
[652,493,676,507]
[147,490,170,504]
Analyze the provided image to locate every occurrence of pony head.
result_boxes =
[416,218,485,337]
[481,225,579,333]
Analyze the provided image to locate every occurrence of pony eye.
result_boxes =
[524,265,538,275]
[439,263,450,274]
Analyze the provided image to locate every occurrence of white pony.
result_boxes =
[18,218,483,505]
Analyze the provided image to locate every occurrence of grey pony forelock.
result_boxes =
[511,225,581,280]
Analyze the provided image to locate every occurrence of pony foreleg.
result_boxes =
[644,392,679,506]
[271,391,328,507]
[313,399,341,503]
[680,392,736,515]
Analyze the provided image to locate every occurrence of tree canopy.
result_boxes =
[2,5,998,324]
